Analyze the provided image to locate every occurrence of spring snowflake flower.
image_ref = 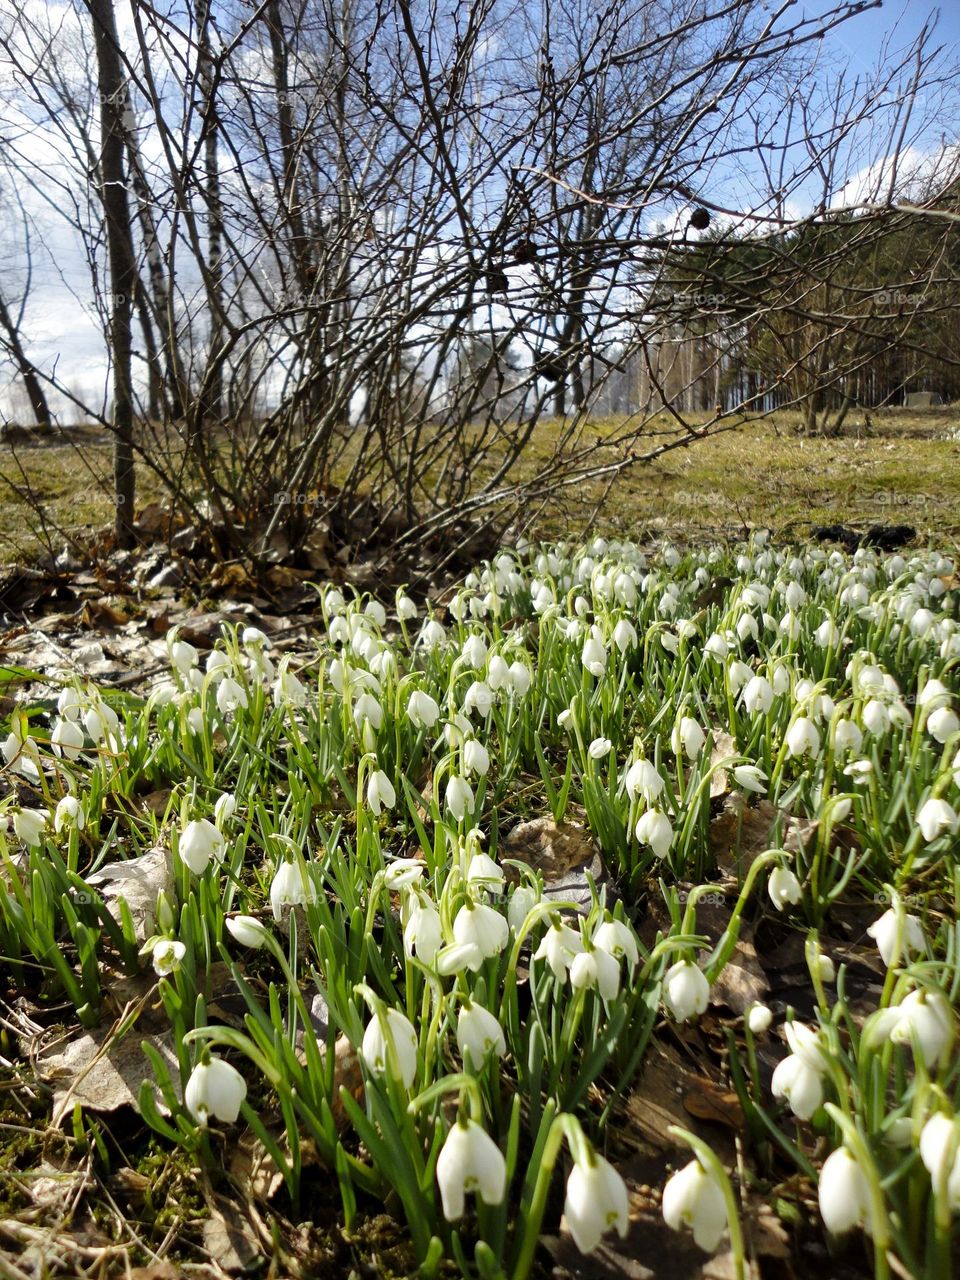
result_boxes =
[819,1147,872,1235]
[185,1057,247,1126]
[361,1008,418,1088]
[662,1158,727,1252]
[662,960,709,1022]
[564,1152,629,1253]
[436,1120,506,1221]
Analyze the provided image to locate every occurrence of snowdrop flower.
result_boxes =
[457,1001,506,1064]
[581,636,607,677]
[736,613,759,643]
[733,764,767,794]
[672,716,705,760]
[363,599,386,628]
[916,797,958,842]
[635,809,673,859]
[466,851,504,894]
[748,1004,773,1034]
[768,865,802,911]
[226,915,269,949]
[705,633,728,660]
[217,676,248,715]
[463,738,490,777]
[270,858,317,920]
[727,660,753,693]
[170,638,198,674]
[593,918,640,969]
[353,691,383,731]
[452,901,508,964]
[366,768,396,816]
[463,680,494,717]
[918,678,951,710]
[214,792,237,828]
[888,989,953,1067]
[920,1112,960,1199]
[84,701,119,743]
[273,661,307,708]
[771,1022,827,1120]
[911,608,936,638]
[741,676,773,715]
[185,1056,247,1126]
[624,759,664,804]
[436,1120,506,1221]
[487,654,510,690]
[861,699,890,736]
[612,618,638,652]
[867,907,925,968]
[383,857,425,890]
[816,953,836,983]
[403,893,442,963]
[819,1147,872,1235]
[569,943,622,1000]
[564,1152,629,1253]
[54,795,85,833]
[786,716,820,759]
[832,718,863,753]
[535,920,584,980]
[507,884,539,932]
[815,617,840,648]
[663,960,709,1022]
[927,706,959,743]
[396,594,417,621]
[406,688,440,729]
[57,687,83,720]
[178,819,225,874]
[662,1158,727,1252]
[51,718,85,760]
[508,661,532,695]
[445,775,475,822]
[460,633,487,669]
[361,1008,418,1088]
[152,938,186,977]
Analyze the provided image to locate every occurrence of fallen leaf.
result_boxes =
[502,816,613,911]
[87,844,173,943]
[38,1026,181,1126]
[682,1079,744,1129]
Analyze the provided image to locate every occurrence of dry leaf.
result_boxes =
[87,844,173,943]
[708,729,738,798]
[38,1027,181,1126]
[502,817,612,911]
[682,1079,744,1129]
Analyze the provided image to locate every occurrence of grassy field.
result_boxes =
[1,408,959,567]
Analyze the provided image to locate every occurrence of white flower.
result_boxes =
[612,619,638,653]
[465,852,504,893]
[12,807,48,847]
[819,1147,871,1235]
[928,706,959,744]
[384,857,425,889]
[786,716,820,758]
[771,1023,827,1119]
[593,919,640,969]
[727,660,753,693]
[624,759,663,804]
[57,687,83,720]
[361,1008,418,1088]
[152,938,186,976]
[452,901,508,965]
[535,921,584,980]
[768,865,802,912]
[581,636,607,677]
[588,736,613,760]
[888,989,953,1068]
[672,716,705,760]
[862,699,890,736]
[634,809,673,859]
[84,701,119,743]
[396,595,418,622]
[920,1112,960,1197]
[170,639,198,674]
[353,691,383,730]
[54,795,85,833]
[270,859,317,920]
[463,680,494,718]
[569,947,621,1001]
[185,1057,247,1126]
[662,1158,727,1252]
[815,617,840,648]
[463,738,490,777]
[748,1004,773,1034]
[564,1153,630,1253]
[916,797,958,842]
[832,719,863,754]
[216,676,248,715]
[366,769,396,815]
[214,792,237,827]
[741,676,773,715]
[445,775,475,822]
[733,764,767,793]
[663,960,709,1022]
[403,894,442,963]
[457,1002,506,1064]
[705,634,728,660]
[436,1120,506,1221]
[460,633,488,669]
[274,663,308,708]
[508,661,532,695]
[51,718,85,760]
[507,884,538,932]
[918,678,951,709]
[487,655,510,690]
[225,915,269,948]
[867,907,925,967]
[178,819,225,874]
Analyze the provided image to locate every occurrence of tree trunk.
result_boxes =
[88,0,137,546]
[0,290,52,429]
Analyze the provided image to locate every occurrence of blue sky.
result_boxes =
[828,1,960,72]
